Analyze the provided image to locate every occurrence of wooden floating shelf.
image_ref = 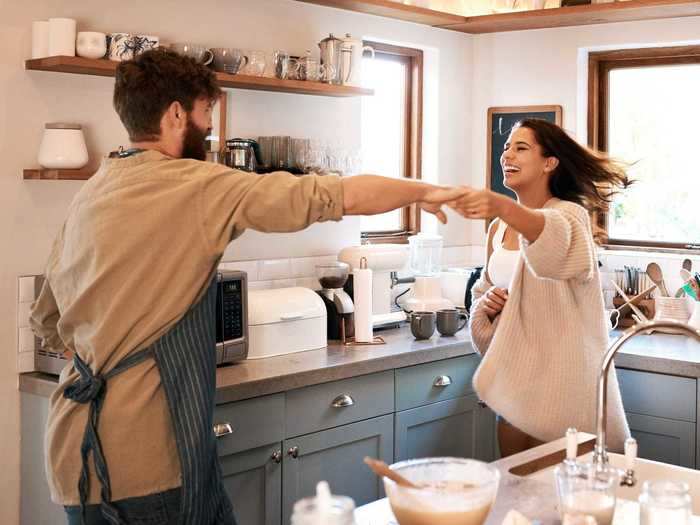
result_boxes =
[24,168,94,180]
[295,0,700,33]
[25,56,373,97]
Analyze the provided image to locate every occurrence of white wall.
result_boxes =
[0,0,472,521]
[468,16,700,249]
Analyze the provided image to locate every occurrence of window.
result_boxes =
[589,46,700,251]
[360,42,423,243]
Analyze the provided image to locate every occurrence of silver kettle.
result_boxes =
[318,33,344,84]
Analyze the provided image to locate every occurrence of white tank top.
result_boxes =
[488,220,520,290]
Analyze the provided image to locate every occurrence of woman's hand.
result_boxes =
[450,187,510,220]
[481,286,509,322]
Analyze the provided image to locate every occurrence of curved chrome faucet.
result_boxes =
[593,320,700,469]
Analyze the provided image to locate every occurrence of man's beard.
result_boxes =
[181,119,210,161]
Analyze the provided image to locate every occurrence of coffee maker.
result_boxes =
[315,262,354,342]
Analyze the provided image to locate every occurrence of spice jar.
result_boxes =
[38,123,88,169]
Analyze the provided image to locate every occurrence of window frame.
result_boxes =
[360,41,423,244]
[588,45,700,253]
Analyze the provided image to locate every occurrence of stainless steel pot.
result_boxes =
[318,33,344,84]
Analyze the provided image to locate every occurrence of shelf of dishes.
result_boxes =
[25,55,373,97]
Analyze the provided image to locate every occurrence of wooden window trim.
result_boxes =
[361,41,423,245]
[588,45,700,252]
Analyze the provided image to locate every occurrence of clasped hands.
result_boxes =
[419,185,508,224]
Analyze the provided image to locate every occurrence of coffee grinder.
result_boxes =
[316,262,354,342]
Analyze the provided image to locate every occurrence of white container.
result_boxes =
[38,123,88,169]
[408,233,443,277]
[76,32,106,59]
[32,21,50,59]
[246,287,326,359]
[340,34,374,87]
[48,17,76,57]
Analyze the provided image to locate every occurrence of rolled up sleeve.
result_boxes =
[200,166,344,254]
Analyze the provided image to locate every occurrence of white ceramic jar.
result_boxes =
[38,123,88,169]
[76,32,107,59]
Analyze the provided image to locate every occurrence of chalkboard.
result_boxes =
[487,105,562,199]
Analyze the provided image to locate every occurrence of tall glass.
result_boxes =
[639,480,692,525]
[555,463,619,525]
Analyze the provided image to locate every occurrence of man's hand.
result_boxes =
[419,186,470,224]
[482,286,508,321]
[449,187,510,220]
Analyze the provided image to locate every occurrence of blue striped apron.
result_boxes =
[64,277,236,524]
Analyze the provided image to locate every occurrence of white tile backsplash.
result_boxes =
[219,260,259,281]
[17,301,32,329]
[258,259,292,281]
[290,257,318,279]
[18,327,35,353]
[295,277,321,290]
[18,351,36,374]
[18,276,38,303]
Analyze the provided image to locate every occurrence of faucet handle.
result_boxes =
[565,427,578,462]
[621,437,637,486]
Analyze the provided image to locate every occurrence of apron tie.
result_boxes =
[64,348,154,525]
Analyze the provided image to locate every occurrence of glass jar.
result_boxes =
[38,123,88,169]
[639,480,691,525]
[408,233,444,277]
[290,494,356,525]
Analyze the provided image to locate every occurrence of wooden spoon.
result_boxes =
[363,457,420,488]
[646,262,670,297]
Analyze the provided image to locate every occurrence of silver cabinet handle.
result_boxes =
[287,446,299,459]
[433,375,452,387]
[331,394,355,408]
[271,450,283,464]
[213,423,233,438]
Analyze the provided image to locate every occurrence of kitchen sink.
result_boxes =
[527,451,700,515]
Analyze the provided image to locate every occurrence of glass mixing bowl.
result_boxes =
[315,262,350,289]
[384,457,500,525]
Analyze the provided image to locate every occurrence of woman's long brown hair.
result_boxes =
[515,118,632,213]
[515,119,632,242]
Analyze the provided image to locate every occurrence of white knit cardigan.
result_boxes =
[469,198,630,452]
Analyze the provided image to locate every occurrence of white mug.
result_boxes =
[76,32,107,60]
[108,33,133,62]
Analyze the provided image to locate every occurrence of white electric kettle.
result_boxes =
[341,34,375,87]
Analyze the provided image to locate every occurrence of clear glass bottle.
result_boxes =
[639,480,692,525]
[290,494,356,525]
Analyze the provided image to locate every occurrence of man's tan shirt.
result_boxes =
[30,150,344,504]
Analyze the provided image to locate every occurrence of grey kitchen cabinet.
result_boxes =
[282,413,394,525]
[617,368,698,468]
[220,443,283,525]
[626,413,696,468]
[395,394,476,462]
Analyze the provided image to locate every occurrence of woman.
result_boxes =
[451,119,631,457]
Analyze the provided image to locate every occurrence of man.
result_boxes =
[30,49,465,525]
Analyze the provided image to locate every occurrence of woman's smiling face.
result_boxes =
[500,126,554,193]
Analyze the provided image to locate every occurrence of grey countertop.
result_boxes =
[19,328,473,401]
[18,326,700,401]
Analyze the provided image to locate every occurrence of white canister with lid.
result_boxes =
[38,123,88,169]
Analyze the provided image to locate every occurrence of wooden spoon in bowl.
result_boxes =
[646,262,670,297]
[363,457,420,489]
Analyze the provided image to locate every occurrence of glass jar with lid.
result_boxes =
[38,122,88,169]
[639,480,692,525]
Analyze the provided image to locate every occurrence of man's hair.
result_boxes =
[113,49,222,142]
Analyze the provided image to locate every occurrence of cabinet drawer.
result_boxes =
[286,371,394,437]
[617,368,696,422]
[395,355,480,411]
[214,393,285,456]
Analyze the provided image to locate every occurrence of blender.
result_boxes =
[403,233,454,313]
[315,262,354,342]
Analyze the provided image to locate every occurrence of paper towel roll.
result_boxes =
[353,261,373,343]
[32,21,50,59]
[48,18,76,57]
